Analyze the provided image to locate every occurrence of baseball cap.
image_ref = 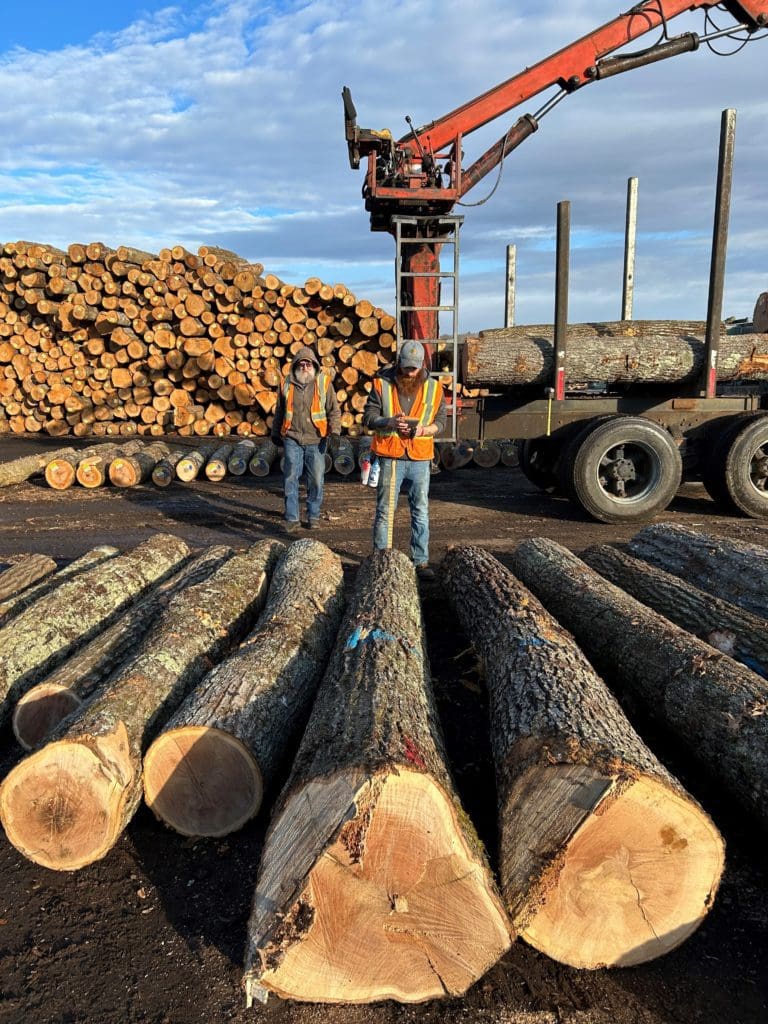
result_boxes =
[398,340,425,370]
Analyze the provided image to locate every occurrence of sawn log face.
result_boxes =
[442,544,723,969]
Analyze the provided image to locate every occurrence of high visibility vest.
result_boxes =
[281,372,330,437]
[371,375,442,461]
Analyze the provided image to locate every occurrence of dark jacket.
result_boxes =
[271,346,341,446]
[363,365,447,457]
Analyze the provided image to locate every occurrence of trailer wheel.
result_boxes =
[700,414,752,507]
[723,414,768,518]
[556,416,616,501]
[518,438,558,493]
[572,417,682,524]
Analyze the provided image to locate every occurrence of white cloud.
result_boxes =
[1,0,766,328]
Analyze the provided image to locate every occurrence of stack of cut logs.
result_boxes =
[1,522,765,1003]
[0,240,403,438]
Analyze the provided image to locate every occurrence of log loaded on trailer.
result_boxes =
[344,0,768,523]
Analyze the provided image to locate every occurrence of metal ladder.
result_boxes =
[392,214,462,442]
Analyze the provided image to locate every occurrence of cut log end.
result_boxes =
[511,768,724,969]
[247,768,511,1003]
[0,724,133,871]
[45,459,76,490]
[12,683,83,751]
[143,726,263,838]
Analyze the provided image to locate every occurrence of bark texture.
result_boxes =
[243,548,511,1005]
[0,546,119,626]
[0,446,75,487]
[442,544,723,968]
[510,538,768,826]
[0,534,189,723]
[12,545,233,750]
[462,321,768,388]
[584,543,768,678]
[0,540,283,870]
[628,523,768,619]
[144,539,345,836]
[0,554,57,601]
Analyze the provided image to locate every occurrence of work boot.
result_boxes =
[306,519,320,529]
[283,520,300,535]
[416,563,435,581]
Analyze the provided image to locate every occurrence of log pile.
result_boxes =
[0,240,399,439]
[442,544,724,969]
[461,320,768,389]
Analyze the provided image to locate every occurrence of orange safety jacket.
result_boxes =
[371,375,442,461]
[280,372,330,437]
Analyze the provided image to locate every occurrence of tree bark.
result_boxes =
[442,545,724,969]
[627,523,768,620]
[0,446,75,487]
[0,539,283,870]
[510,538,768,827]
[0,546,118,627]
[227,439,257,476]
[151,449,186,487]
[108,441,170,487]
[0,533,189,723]
[242,548,511,1005]
[0,554,57,602]
[584,543,768,678]
[11,545,233,751]
[462,321,768,388]
[248,440,277,477]
[143,539,344,837]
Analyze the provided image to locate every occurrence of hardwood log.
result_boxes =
[176,446,211,482]
[204,443,234,482]
[0,446,76,487]
[108,441,169,487]
[462,321,768,388]
[330,436,355,475]
[584,543,768,678]
[12,545,233,751]
[242,548,511,1005]
[248,439,277,477]
[499,440,520,467]
[76,440,143,488]
[442,545,724,968]
[439,441,473,470]
[627,523,768,620]
[227,439,257,475]
[471,440,501,469]
[510,537,768,826]
[144,540,344,837]
[0,533,189,724]
[0,546,118,627]
[45,444,111,490]
[0,554,57,602]
[0,540,283,870]
[151,449,186,487]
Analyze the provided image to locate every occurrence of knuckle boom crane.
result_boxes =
[341,1,768,525]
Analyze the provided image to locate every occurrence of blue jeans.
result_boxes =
[373,457,431,566]
[282,437,326,523]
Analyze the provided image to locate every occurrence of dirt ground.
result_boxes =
[0,435,766,1024]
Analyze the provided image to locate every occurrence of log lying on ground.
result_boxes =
[510,538,768,826]
[12,545,233,750]
[0,540,282,870]
[584,543,768,678]
[227,439,257,476]
[0,545,118,626]
[176,446,210,482]
[499,440,519,467]
[628,523,768,620]
[249,440,277,477]
[442,545,724,969]
[462,321,768,388]
[144,540,344,837]
[152,449,186,487]
[108,441,170,487]
[0,553,57,601]
[0,446,75,487]
[472,440,501,468]
[205,443,233,482]
[243,548,511,1005]
[45,444,110,490]
[439,440,473,470]
[75,441,143,488]
[0,533,189,724]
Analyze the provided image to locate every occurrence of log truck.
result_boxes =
[343,0,768,523]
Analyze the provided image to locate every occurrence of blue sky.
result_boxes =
[1,1,767,330]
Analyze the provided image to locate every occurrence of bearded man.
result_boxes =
[271,347,341,533]
[363,340,446,580]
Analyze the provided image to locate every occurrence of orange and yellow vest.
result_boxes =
[280,372,330,437]
[371,375,442,461]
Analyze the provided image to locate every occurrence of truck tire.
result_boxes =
[572,417,682,524]
[700,414,751,508]
[723,414,768,518]
[518,438,559,493]
[556,416,616,501]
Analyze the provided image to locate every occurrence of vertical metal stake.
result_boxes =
[553,201,570,401]
[703,108,736,399]
[621,176,638,321]
[504,244,516,328]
